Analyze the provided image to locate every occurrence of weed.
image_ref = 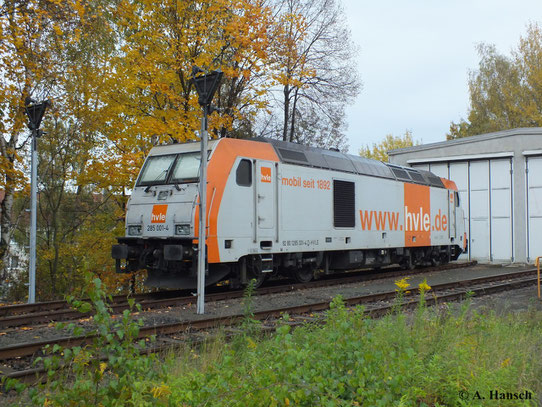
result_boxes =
[13,274,160,406]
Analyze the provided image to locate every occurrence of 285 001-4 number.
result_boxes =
[147,224,169,232]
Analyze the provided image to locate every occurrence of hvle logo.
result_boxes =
[260,167,272,183]
[151,204,168,223]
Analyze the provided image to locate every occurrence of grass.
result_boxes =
[5,281,542,406]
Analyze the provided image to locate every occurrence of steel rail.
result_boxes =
[1,271,538,386]
[0,268,535,362]
[0,261,478,329]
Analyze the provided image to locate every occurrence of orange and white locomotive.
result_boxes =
[112,137,466,288]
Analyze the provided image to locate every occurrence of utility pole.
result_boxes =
[191,67,223,314]
[24,98,49,304]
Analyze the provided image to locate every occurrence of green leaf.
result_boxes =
[63,348,72,360]
[78,302,92,313]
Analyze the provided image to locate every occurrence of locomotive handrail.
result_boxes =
[536,257,542,299]
[207,187,216,232]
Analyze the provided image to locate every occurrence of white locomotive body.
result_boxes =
[112,138,466,288]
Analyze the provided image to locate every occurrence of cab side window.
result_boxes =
[236,159,252,187]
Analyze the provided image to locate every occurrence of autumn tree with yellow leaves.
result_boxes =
[0,0,278,299]
[91,0,275,190]
[0,0,76,283]
[359,131,420,162]
[0,0,127,299]
[448,23,542,139]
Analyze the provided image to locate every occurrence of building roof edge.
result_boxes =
[387,127,542,156]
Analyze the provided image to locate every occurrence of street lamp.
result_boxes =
[191,67,223,315]
[24,98,49,304]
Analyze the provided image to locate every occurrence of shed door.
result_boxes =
[469,160,490,261]
[448,190,456,239]
[490,159,513,261]
[527,156,542,262]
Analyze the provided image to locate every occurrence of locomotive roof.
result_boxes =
[253,137,445,189]
[148,139,219,155]
[146,137,445,189]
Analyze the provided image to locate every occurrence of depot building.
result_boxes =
[388,127,542,264]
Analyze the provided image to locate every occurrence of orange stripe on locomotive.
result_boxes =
[193,138,279,263]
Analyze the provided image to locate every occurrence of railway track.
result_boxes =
[0,261,476,329]
[1,266,538,385]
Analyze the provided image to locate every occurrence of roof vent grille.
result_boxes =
[278,148,308,163]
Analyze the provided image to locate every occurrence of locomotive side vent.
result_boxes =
[390,167,411,181]
[333,180,355,228]
[407,170,425,183]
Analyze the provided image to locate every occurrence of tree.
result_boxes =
[0,0,359,299]
[36,121,126,299]
[90,0,274,192]
[0,0,76,284]
[448,23,542,139]
[0,0,124,298]
[359,131,419,162]
[259,0,360,151]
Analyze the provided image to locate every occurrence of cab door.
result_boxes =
[255,161,276,239]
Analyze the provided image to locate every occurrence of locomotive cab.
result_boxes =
[112,141,218,288]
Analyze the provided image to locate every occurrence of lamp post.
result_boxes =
[24,98,49,304]
[191,67,223,314]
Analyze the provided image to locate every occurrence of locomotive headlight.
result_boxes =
[128,225,142,236]
[175,224,191,235]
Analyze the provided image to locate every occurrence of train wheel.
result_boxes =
[293,265,314,283]
[430,250,446,267]
[247,270,267,288]
[400,255,415,270]
[245,256,267,288]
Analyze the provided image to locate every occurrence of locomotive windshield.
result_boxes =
[137,152,201,187]
[137,154,177,186]
[170,152,201,183]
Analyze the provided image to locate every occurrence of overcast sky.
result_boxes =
[341,0,542,154]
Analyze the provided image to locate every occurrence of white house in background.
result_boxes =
[388,127,542,264]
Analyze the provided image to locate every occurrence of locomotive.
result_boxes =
[112,137,466,288]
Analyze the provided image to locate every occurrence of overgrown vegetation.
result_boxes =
[5,276,160,405]
[5,278,542,406]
